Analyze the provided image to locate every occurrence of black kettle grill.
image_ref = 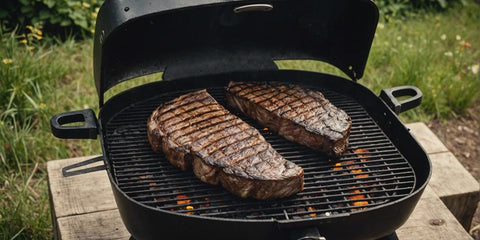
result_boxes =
[50,0,431,239]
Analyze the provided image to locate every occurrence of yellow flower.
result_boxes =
[2,58,13,64]
[27,46,35,51]
[33,34,43,40]
[39,103,47,109]
[82,2,91,8]
[92,12,97,18]
[26,25,34,31]
[19,39,27,44]
[35,28,43,36]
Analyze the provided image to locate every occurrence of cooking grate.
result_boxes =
[104,85,415,220]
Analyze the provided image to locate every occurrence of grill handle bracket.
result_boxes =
[379,86,422,115]
[50,109,99,139]
[289,227,326,240]
[62,155,106,177]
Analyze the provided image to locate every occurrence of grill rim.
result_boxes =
[97,70,431,227]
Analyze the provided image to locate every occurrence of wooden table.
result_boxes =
[47,122,479,240]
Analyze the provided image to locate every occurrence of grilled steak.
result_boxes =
[226,81,351,157]
[147,89,304,200]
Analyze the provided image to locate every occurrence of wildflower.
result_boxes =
[471,64,479,75]
[39,103,47,109]
[27,46,35,51]
[440,34,446,40]
[82,2,91,8]
[92,12,98,18]
[459,41,471,48]
[396,36,402,41]
[2,58,13,64]
[33,34,43,40]
[19,39,27,44]
[456,35,461,40]
[444,51,453,57]
[377,23,384,29]
[34,28,42,36]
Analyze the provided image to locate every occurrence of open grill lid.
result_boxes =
[93,0,379,104]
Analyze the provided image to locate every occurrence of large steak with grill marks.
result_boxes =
[147,89,304,200]
[226,81,351,158]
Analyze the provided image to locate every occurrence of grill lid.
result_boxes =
[94,0,378,103]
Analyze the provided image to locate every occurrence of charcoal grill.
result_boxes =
[50,0,431,239]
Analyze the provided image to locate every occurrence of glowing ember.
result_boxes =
[186,205,194,214]
[348,189,366,200]
[307,206,317,217]
[354,148,371,162]
[351,168,369,178]
[333,162,342,170]
[352,201,369,206]
[176,195,191,205]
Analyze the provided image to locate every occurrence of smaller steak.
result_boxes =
[147,89,304,200]
[226,81,351,157]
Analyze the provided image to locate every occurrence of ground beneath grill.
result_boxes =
[427,98,480,239]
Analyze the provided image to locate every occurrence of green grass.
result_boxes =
[0,31,101,239]
[0,2,478,239]
[277,2,479,122]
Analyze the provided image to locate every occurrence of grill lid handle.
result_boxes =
[379,86,422,115]
[50,109,99,139]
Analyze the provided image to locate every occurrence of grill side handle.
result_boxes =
[50,109,98,139]
[379,86,422,115]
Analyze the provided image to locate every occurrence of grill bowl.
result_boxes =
[95,70,430,240]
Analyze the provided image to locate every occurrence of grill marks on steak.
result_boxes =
[147,89,304,200]
[226,81,352,158]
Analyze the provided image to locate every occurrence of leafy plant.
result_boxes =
[374,0,468,16]
[0,0,103,35]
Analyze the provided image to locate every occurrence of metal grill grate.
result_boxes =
[105,86,415,220]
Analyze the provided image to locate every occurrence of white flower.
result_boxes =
[471,64,479,75]
[440,34,447,40]
[396,36,402,41]
[456,35,461,40]
[444,51,453,57]
[377,23,384,29]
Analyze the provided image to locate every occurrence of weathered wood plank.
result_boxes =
[428,152,480,229]
[56,209,130,240]
[397,185,473,240]
[405,122,449,154]
[47,123,478,239]
[407,122,480,229]
[47,155,117,218]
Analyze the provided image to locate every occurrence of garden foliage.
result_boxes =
[0,0,104,35]
[374,0,468,15]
